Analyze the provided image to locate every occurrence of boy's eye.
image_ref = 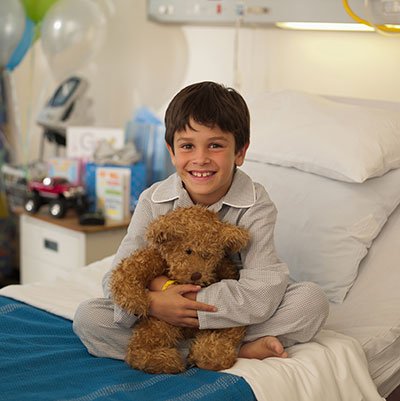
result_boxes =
[209,143,223,149]
[181,144,193,150]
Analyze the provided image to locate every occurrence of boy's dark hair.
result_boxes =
[164,81,250,153]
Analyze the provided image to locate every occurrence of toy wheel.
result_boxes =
[49,199,67,218]
[24,193,42,214]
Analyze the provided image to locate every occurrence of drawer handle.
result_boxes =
[44,239,58,252]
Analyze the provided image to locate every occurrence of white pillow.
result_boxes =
[241,161,400,303]
[247,90,400,183]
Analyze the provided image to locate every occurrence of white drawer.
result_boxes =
[21,215,85,270]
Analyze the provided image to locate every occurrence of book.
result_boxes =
[95,167,131,221]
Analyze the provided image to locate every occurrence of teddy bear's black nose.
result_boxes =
[191,272,202,281]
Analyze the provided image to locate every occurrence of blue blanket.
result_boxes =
[0,296,255,401]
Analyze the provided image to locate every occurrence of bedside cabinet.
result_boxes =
[20,213,129,284]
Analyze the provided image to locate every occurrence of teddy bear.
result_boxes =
[110,205,250,374]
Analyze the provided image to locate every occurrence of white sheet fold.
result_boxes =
[225,331,384,401]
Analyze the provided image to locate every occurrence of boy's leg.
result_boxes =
[244,281,329,348]
[73,298,192,361]
[73,282,328,361]
[73,298,131,360]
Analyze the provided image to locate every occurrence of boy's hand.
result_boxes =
[147,276,202,301]
[148,284,217,328]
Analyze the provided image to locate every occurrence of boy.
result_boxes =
[74,81,329,362]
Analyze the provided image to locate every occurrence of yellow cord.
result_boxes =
[342,0,400,33]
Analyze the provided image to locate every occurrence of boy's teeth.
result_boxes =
[192,171,212,177]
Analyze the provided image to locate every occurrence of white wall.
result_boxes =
[260,28,400,101]
[181,25,400,102]
[8,0,400,164]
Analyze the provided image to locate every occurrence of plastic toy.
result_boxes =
[24,176,87,218]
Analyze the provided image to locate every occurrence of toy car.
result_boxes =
[24,177,87,218]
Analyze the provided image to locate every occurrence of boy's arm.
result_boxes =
[102,190,217,329]
[102,193,154,327]
[102,195,152,296]
[196,186,289,329]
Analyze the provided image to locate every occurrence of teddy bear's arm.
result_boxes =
[110,248,167,317]
[217,257,240,281]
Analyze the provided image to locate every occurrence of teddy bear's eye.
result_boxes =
[185,248,192,255]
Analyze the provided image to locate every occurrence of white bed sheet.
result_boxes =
[0,257,384,401]
[326,202,400,398]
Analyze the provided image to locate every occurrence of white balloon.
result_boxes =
[41,0,107,80]
[0,0,26,68]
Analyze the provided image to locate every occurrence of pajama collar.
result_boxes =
[151,169,256,212]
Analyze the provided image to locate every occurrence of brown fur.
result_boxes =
[110,205,250,374]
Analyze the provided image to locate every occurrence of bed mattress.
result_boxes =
[0,259,385,401]
[326,203,400,397]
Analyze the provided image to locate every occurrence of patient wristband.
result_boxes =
[161,280,177,291]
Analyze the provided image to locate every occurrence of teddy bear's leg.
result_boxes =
[188,326,246,371]
[126,317,186,374]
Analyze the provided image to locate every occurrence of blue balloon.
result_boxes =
[6,18,35,71]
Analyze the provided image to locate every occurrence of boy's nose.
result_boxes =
[193,149,210,164]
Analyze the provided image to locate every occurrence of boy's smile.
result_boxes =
[167,119,248,206]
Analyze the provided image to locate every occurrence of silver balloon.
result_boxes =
[41,0,107,80]
[364,0,400,25]
[0,0,26,68]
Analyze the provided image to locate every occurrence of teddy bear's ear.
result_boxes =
[220,224,250,253]
[146,218,179,246]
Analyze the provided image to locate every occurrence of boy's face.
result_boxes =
[167,118,248,206]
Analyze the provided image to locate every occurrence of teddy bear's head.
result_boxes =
[146,206,250,286]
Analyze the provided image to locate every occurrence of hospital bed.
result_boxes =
[0,91,399,401]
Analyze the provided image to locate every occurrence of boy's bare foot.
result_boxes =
[238,336,288,360]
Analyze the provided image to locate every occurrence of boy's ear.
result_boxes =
[166,143,176,166]
[235,143,249,167]
[220,224,250,253]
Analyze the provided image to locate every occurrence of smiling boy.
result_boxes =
[168,118,246,206]
[74,81,329,363]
